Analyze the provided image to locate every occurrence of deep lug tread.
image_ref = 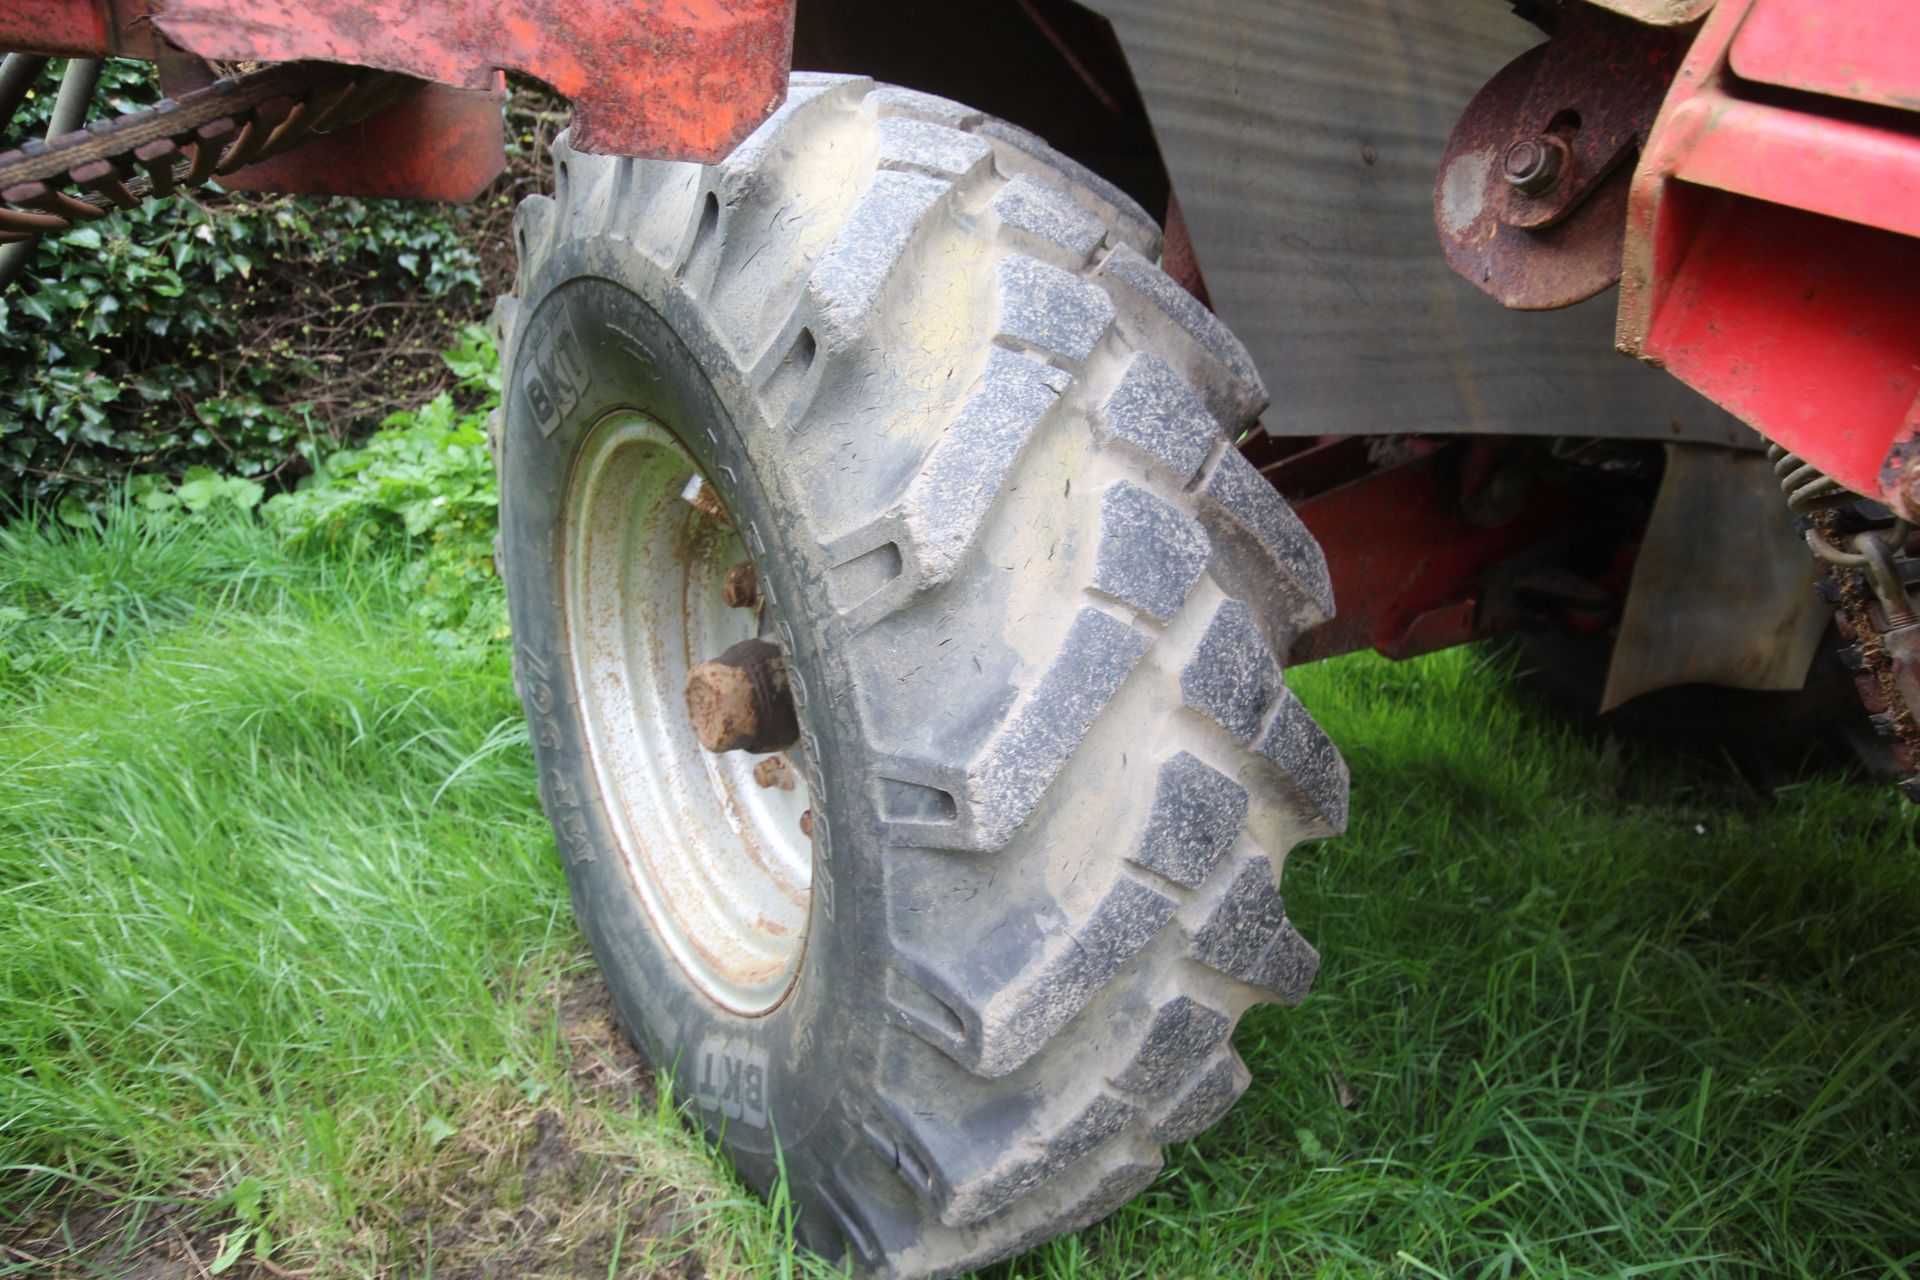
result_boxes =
[869,83,986,130]
[718,74,868,179]
[508,74,1346,1279]
[1198,446,1337,640]
[1148,1050,1250,1143]
[975,117,1160,259]
[1184,854,1320,1004]
[892,606,1153,853]
[1129,753,1249,889]
[877,981,1238,1234]
[898,869,1181,1079]
[993,254,1115,366]
[1111,994,1234,1095]
[987,173,1108,264]
[1092,481,1211,623]
[1253,686,1351,837]
[808,169,954,344]
[830,347,1072,627]
[876,116,995,180]
[1097,351,1223,482]
[1180,598,1286,743]
[1096,242,1266,430]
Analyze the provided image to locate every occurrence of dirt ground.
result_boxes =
[2,975,726,1280]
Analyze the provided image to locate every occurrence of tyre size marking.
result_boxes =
[545,769,599,865]
[606,322,657,369]
[693,1036,770,1129]
[522,313,590,438]
[516,644,564,747]
[518,643,602,866]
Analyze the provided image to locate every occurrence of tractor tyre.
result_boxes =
[494,74,1346,1278]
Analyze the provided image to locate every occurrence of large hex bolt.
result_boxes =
[685,638,800,755]
[1502,134,1570,197]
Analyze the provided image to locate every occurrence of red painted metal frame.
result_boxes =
[1265,437,1622,665]
[1730,0,1920,116]
[153,0,794,162]
[1619,0,1920,519]
[0,0,109,57]
[219,81,506,201]
[2,0,795,182]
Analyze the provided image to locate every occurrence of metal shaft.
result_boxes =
[0,52,50,134]
[0,56,101,289]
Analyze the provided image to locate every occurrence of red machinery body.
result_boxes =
[1619,0,1920,522]
[0,0,796,200]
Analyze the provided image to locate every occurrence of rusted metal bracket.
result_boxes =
[1,0,794,199]
[1434,2,1691,311]
[151,0,795,162]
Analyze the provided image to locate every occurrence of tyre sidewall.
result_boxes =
[499,255,884,1254]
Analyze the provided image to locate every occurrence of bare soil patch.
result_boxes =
[2,971,721,1280]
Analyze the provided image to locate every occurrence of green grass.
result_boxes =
[0,507,812,1277]
[3,502,1918,1277]
[1002,661,1920,1278]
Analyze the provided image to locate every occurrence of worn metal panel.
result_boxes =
[1621,0,1920,514]
[1601,445,1827,710]
[1084,0,1750,446]
[218,82,507,201]
[154,0,794,162]
[0,0,107,57]
[1731,0,1920,116]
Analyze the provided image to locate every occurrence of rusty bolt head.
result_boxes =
[1502,134,1569,197]
[722,560,759,609]
[799,809,813,838]
[685,661,757,753]
[685,637,800,755]
[752,755,796,790]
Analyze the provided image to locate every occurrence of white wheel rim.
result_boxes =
[563,413,811,1015]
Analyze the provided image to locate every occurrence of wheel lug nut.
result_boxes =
[685,637,800,754]
[680,473,730,522]
[753,755,795,790]
[722,561,759,608]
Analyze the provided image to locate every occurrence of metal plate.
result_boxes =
[219,82,505,201]
[1731,0,1920,116]
[1083,0,1753,447]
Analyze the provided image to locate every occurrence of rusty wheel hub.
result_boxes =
[562,413,811,1014]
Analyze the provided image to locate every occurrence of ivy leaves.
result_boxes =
[0,58,492,512]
